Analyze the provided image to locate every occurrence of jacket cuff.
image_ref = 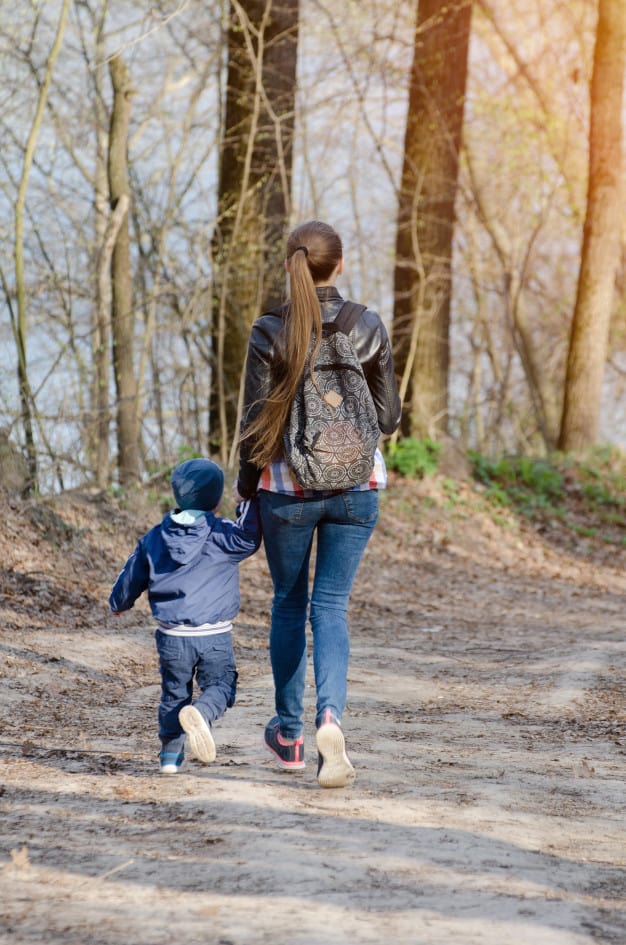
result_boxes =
[237,459,262,499]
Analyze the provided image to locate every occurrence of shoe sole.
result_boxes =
[316,723,355,788]
[179,706,216,763]
[160,764,181,775]
[263,734,306,770]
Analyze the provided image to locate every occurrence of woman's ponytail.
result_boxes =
[241,221,343,468]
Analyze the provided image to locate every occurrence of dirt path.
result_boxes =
[0,482,624,944]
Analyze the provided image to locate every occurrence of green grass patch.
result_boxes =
[385,437,442,479]
[469,446,626,540]
[470,452,565,517]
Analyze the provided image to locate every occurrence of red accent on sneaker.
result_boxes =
[277,731,301,747]
[264,717,306,770]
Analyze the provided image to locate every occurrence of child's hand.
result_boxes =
[232,483,244,503]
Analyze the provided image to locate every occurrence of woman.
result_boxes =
[235,220,401,788]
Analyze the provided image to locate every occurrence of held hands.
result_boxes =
[232,482,245,504]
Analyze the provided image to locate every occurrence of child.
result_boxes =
[109,458,262,774]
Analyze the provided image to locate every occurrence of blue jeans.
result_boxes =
[259,489,379,739]
[155,630,237,752]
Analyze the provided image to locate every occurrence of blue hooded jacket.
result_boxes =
[109,498,261,626]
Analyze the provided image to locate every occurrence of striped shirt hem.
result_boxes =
[259,448,387,497]
[157,620,233,637]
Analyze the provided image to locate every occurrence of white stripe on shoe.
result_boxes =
[316,721,355,788]
[179,705,216,763]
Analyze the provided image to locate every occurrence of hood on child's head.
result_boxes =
[162,509,211,565]
[171,458,224,512]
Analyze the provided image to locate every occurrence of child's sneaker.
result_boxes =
[316,709,355,788]
[159,750,184,774]
[263,716,305,769]
[179,705,216,763]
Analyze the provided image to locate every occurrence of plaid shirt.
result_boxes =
[258,448,388,496]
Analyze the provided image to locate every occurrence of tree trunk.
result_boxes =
[392,0,472,439]
[558,0,625,451]
[92,8,112,488]
[13,0,71,494]
[210,0,299,462]
[95,196,129,483]
[108,54,140,484]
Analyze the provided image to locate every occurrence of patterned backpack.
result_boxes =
[283,301,380,490]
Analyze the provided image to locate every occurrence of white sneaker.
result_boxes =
[159,750,184,774]
[179,705,216,763]
[316,711,355,788]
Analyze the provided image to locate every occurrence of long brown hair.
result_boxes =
[242,221,343,468]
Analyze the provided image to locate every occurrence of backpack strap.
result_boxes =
[264,300,366,335]
[333,301,367,336]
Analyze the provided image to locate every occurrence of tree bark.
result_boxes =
[95,195,129,485]
[108,54,140,484]
[91,6,113,488]
[13,0,71,494]
[558,0,625,451]
[210,0,299,461]
[392,0,472,439]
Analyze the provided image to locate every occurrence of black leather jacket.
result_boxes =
[237,285,402,498]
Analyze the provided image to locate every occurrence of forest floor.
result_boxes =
[0,469,624,945]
